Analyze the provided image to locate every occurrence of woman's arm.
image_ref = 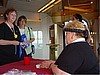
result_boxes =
[50,63,71,75]
[26,38,35,44]
[40,60,71,75]
[0,39,19,45]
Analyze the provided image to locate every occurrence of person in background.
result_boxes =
[17,15,35,58]
[0,8,26,66]
[40,21,99,74]
[72,13,83,22]
[97,43,100,55]
[72,13,91,43]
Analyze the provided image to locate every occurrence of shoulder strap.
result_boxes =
[28,27,31,40]
[28,27,33,47]
[28,27,35,54]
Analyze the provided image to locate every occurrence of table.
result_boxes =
[0,58,52,74]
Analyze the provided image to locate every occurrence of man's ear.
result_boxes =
[71,32,75,39]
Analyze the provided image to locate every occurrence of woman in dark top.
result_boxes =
[40,21,99,74]
[0,8,26,66]
[72,13,91,43]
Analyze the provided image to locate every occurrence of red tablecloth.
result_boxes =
[0,58,52,74]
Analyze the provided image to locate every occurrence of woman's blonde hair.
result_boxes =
[64,21,85,37]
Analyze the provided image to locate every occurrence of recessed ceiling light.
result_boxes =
[90,1,93,4]
[84,13,88,14]
[0,13,3,17]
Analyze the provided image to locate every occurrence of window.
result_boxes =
[32,31,43,49]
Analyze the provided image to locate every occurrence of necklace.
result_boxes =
[5,22,14,32]
[5,22,18,39]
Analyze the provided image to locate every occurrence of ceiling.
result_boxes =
[0,0,99,22]
[0,0,50,13]
[45,0,99,21]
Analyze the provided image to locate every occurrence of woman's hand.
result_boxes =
[25,40,30,44]
[40,60,71,75]
[40,60,55,69]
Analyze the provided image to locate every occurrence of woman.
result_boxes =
[17,15,35,58]
[40,21,99,74]
[0,8,25,66]
[72,13,83,22]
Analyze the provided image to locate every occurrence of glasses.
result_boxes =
[10,13,16,17]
